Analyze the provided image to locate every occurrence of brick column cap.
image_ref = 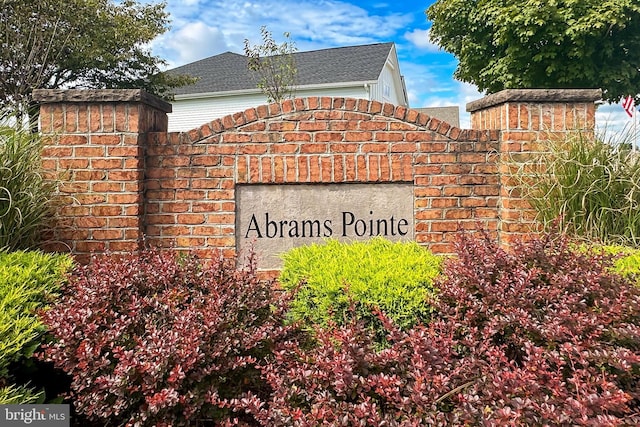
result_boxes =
[32,88,172,113]
[466,88,602,113]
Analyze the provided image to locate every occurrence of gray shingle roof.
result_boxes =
[168,42,394,96]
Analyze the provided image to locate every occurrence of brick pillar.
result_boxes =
[467,88,602,247]
[33,89,171,262]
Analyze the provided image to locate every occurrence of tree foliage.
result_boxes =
[0,0,191,115]
[243,26,298,103]
[426,0,640,103]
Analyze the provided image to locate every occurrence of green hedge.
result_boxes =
[615,249,640,278]
[600,246,640,280]
[279,238,442,337]
[0,250,72,404]
[574,244,640,283]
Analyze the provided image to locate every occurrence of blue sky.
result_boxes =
[150,0,635,136]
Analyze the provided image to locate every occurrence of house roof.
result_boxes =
[168,42,395,96]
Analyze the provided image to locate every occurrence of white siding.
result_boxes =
[295,86,368,100]
[168,86,370,132]
[168,93,268,132]
[368,46,408,108]
[373,62,406,107]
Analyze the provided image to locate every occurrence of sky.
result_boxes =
[150,0,637,139]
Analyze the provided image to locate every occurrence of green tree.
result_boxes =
[0,0,191,118]
[243,26,297,103]
[426,0,640,103]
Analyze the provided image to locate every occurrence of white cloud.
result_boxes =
[153,22,229,68]
[155,0,413,67]
[404,28,440,52]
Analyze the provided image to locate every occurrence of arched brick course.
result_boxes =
[144,97,500,262]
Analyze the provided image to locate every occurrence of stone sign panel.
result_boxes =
[236,183,414,269]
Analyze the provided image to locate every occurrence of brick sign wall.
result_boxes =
[33,88,600,270]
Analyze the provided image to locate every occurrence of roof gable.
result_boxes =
[169,42,394,96]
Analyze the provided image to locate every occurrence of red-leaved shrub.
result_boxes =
[39,249,293,427]
[227,231,640,426]
[431,231,640,425]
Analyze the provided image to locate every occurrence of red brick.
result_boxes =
[261,157,273,181]
[415,209,443,220]
[90,135,120,146]
[76,216,108,228]
[108,193,141,204]
[297,157,309,182]
[429,222,459,232]
[189,178,220,189]
[73,146,104,157]
[207,190,233,200]
[391,142,417,152]
[300,143,327,154]
[192,201,223,213]
[345,131,373,142]
[90,182,123,193]
[375,132,403,142]
[361,143,388,153]
[174,237,205,247]
[76,241,106,252]
[109,170,142,181]
[177,168,207,178]
[161,202,190,213]
[59,135,88,146]
[299,121,328,131]
[177,214,205,224]
[316,132,344,143]
[429,153,457,163]
[41,159,56,170]
[108,217,140,228]
[192,155,221,166]
[59,158,89,169]
[414,165,443,175]
[286,156,297,182]
[249,156,260,182]
[274,156,285,183]
[444,209,472,220]
[207,214,234,224]
[359,121,387,131]
[91,158,122,169]
[431,198,458,208]
[284,132,311,142]
[92,229,124,240]
[415,187,442,197]
[309,156,321,182]
[419,141,446,152]
[92,206,123,216]
[176,190,207,200]
[356,155,366,182]
[206,237,235,247]
[269,122,296,131]
[240,144,268,154]
[109,146,140,157]
[272,143,299,153]
[192,226,219,236]
[368,155,380,181]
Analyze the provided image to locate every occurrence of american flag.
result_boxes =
[622,95,636,118]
